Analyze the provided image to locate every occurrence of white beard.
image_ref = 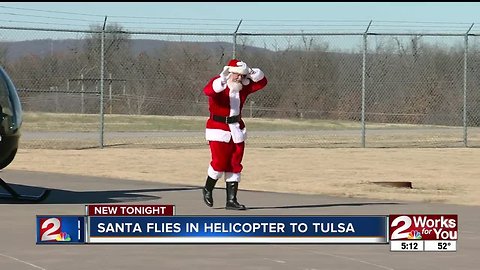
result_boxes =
[227,81,243,93]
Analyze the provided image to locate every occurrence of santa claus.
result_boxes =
[202,59,268,210]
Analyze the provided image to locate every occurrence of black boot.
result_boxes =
[202,176,217,207]
[225,182,246,210]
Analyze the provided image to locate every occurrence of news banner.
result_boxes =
[36,204,457,251]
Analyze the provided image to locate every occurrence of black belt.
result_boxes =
[212,115,241,124]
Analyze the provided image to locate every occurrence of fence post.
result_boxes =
[361,21,372,148]
[109,73,112,114]
[81,73,85,114]
[249,100,254,118]
[463,23,474,147]
[54,86,59,113]
[99,16,107,149]
[232,19,242,59]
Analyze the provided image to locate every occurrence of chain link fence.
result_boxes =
[1,25,480,149]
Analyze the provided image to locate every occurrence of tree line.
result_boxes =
[2,24,480,126]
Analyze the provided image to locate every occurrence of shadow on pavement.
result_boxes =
[0,183,201,204]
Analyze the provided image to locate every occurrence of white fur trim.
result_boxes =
[208,164,224,180]
[205,127,247,143]
[249,68,264,82]
[227,90,243,143]
[228,61,249,75]
[229,90,240,116]
[225,172,241,183]
[206,128,231,142]
[212,77,227,93]
[229,123,244,143]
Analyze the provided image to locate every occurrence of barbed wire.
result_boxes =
[0,5,479,34]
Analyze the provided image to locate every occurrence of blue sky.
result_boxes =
[1,2,480,33]
[1,2,478,22]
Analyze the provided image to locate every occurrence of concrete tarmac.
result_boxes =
[0,170,478,270]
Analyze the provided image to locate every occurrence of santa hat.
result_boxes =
[227,59,249,75]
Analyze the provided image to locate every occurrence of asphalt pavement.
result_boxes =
[0,170,478,270]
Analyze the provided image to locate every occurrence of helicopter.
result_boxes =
[0,66,50,202]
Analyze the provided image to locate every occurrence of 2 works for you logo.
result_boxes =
[36,216,85,244]
[389,215,457,241]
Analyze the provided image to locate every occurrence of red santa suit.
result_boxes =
[203,59,268,183]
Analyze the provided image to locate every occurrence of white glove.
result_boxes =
[246,67,264,82]
[246,67,255,79]
[220,66,230,84]
[239,61,248,72]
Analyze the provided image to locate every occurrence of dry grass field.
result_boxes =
[8,147,480,206]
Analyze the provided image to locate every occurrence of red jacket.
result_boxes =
[203,72,267,142]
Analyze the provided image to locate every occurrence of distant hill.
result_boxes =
[0,38,271,62]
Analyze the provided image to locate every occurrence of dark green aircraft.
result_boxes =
[0,66,22,170]
[0,66,50,201]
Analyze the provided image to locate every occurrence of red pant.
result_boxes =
[209,140,245,174]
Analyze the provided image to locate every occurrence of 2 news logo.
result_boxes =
[389,215,457,241]
[36,216,85,244]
